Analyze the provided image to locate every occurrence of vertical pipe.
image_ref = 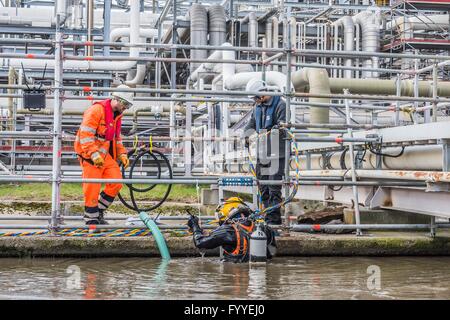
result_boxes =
[284,21,292,226]
[7,67,15,133]
[230,0,234,18]
[414,54,419,124]
[185,101,192,176]
[272,17,279,72]
[8,66,16,173]
[222,43,235,174]
[355,25,360,78]
[290,17,296,72]
[265,19,272,72]
[103,0,111,57]
[333,24,338,78]
[156,21,162,90]
[171,0,177,90]
[169,100,175,168]
[430,216,436,238]
[248,12,258,48]
[344,89,362,236]
[51,14,63,231]
[432,63,438,122]
[86,0,94,56]
[395,74,401,125]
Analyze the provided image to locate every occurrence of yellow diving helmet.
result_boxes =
[214,197,248,224]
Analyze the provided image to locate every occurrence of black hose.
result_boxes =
[118,147,173,217]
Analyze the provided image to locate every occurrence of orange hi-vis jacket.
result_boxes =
[74,99,127,161]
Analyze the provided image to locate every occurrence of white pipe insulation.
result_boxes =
[224,71,293,92]
[0,5,158,28]
[388,14,450,33]
[0,0,141,71]
[265,19,273,71]
[333,16,354,79]
[352,10,380,78]
[272,16,279,72]
[189,43,253,83]
[296,145,444,171]
[292,68,331,125]
[208,5,227,49]
[241,12,258,47]
[190,4,208,73]
[110,28,159,43]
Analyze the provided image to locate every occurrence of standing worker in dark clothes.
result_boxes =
[243,79,287,225]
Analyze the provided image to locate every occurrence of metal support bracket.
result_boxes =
[439,138,450,172]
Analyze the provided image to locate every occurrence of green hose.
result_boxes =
[139,212,171,260]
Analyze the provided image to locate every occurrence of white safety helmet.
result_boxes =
[246,79,268,100]
[112,84,134,107]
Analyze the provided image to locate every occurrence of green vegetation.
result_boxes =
[0,183,203,203]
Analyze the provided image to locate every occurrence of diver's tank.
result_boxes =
[249,224,267,263]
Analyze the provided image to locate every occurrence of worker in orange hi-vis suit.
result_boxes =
[74,84,133,226]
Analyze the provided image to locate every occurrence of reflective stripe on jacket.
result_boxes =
[74,99,127,161]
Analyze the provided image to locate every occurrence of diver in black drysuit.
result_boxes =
[187,207,277,263]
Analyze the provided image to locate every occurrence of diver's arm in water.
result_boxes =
[193,225,237,250]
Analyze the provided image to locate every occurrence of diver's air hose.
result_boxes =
[140,211,171,260]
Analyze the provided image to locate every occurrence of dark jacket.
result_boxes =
[243,96,287,160]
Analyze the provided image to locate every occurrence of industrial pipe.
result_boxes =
[190,4,208,73]
[1,0,141,71]
[292,68,331,125]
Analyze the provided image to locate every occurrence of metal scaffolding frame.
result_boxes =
[1,0,450,238]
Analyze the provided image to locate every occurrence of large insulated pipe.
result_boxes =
[329,78,450,97]
[189,43,252,83]
[224,71,293,92]
[297,145,443,171]
[292,68,331,125]
[55,0,68,25]
[110,26,158,86]
[353,10,380,78]
[86,0,94,56]
[208,4,227,50]
[289,17,297,72]
[272,16,279,72]
[190,4,208,73]
[388,14,450,32]
[265,18,273,71]
[124,0,142,85]
[240,12,258,48]
[249,12,258,48]
[222,43,235,84]
[110,28,159,42]
[2,0,140,71]
[333,16,354,78]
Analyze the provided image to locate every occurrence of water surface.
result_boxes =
[0,257,449,299]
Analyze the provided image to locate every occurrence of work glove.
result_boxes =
[187,214,200,231]
[91,152,104,168]
[119,154,129,169]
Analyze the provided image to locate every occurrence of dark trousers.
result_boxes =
[256,158,285,223]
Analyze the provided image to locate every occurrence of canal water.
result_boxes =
[0,257,449,299]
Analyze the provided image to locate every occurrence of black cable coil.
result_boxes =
[118,146,173,216]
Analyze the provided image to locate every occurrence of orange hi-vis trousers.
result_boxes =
[80,153,123,222]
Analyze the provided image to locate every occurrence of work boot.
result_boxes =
[98,210,109,225]
[85,219,100,234]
